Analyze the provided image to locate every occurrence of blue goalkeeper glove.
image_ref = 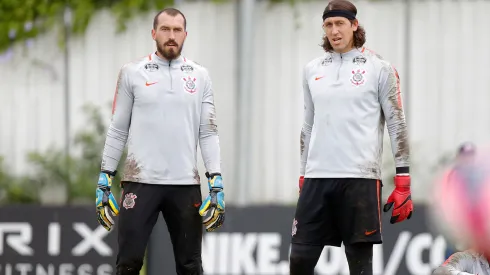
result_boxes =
[96,171,120,231]
[199,172,225,232]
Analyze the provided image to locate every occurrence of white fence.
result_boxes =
[1,0,489,205]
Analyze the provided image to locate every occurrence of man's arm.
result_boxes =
[199,70,221,174]
[300,67,314,176]
[101,65,134,172]
[198,70,225,232]
[433,252,476,275]
[378,64,410,173]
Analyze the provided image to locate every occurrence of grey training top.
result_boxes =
[101,53,221,185]
[300,47,410,179]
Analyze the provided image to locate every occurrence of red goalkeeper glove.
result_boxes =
[299,176,304,194]
[384,174,413,224]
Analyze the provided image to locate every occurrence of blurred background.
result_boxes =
[0,0,489,274]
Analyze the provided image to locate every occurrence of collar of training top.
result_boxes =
[322,9,356,21]
[329,47,363,59]
[152,52,185,67]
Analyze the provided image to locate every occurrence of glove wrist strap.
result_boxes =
[102,170,117,177]
[394,178,411,188]
[99,171,116,190]
[206,172,223,190]
[395,183,410,188]
[205,172,221,178]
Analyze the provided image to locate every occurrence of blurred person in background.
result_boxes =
[433,249,490,274]
[444,142,477,259]
[430,142,490,275]
[450,142,479,184]
[289,0,412,274]
[94,8,225,275]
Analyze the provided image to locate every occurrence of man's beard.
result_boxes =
[156,40,183,60]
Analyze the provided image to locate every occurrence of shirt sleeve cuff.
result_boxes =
[396,166,409,175]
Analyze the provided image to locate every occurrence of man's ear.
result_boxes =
[351,19,359,31]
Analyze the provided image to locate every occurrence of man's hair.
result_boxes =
[153,8,187,30]
[321,0,366,52]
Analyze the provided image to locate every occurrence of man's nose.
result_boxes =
[169,30,176,39]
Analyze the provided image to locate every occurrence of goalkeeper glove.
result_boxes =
[96,171,120,231]
[384,173,413,224]
[199,172,225,232]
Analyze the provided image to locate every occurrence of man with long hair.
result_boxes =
[290,1,412,274]
[95,8,225,275]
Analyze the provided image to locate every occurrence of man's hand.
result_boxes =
[199,172,225,232]
[96,171,120,231]
[299,176,304,194]
[384,174,413,224]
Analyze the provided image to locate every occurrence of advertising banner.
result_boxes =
[0,205,448,275]
[148,205,448,275]
[0,206,117,275]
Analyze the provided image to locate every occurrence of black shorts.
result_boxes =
[291,178,383,247]
[116,182,203,274]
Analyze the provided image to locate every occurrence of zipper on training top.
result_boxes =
[168,59,173,90]
[337,54,343,81]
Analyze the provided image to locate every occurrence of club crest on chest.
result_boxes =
[183,76,197,93]
[350,69,366,86]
